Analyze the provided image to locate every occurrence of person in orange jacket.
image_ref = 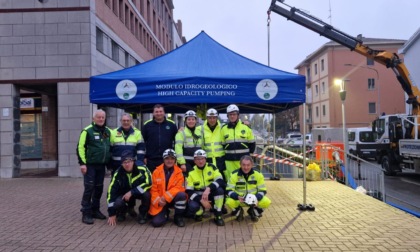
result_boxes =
[149,149,187,227]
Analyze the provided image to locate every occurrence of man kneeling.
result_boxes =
[225,155,271,222]
[186,150,225,226]
[107,150,151,226]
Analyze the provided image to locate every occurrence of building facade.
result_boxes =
[296,38,407,134]
[0,0,182,178]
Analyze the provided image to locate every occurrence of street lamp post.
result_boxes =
[344,64,380,114]
[334,79,349,186]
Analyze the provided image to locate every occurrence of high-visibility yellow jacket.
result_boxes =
[221,119,255,161]
[175,126,202,165]
[110,126,145,166]
[186,163,225,200]
[226,168,267,201]
[201,120,225,158]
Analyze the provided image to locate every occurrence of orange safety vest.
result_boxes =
[148,163,185,216]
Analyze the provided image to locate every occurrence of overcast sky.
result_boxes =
[173,0,420,74]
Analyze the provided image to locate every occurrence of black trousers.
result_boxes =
[81,164,106,214]
[113,191,151,216]
[150,192,187,227]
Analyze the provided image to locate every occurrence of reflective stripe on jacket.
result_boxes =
[201,120,225,158]
[110,126,145,166]
[107,165,152,216]
[77,123,111,165]
[186,163,225,200]
[149,163,185,216]
[226,168,267,200]
[175,126,202,165]
[221,119,255,161]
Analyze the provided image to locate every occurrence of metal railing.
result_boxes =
[253,143,385,201]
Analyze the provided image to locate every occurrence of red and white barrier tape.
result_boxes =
[251,153,304,168]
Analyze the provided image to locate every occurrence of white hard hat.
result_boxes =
[184,110,197,120]
[226,104,239,113]
[194,149,207,158]
[244,194,258,205]
[206,108,218,117]
[162,149,176,159]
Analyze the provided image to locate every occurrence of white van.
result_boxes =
[348,127,376,159]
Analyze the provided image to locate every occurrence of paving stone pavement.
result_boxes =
[1,177,420,252]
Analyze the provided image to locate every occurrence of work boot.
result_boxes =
[117,213,126,222]
[128,207,137,218]
[222,206,228,215]
[232,207,244,222]
[137,214,147,225]
[194,214,203,222]
[92,210,106,220]
[214,215,225,226]
[247,206,259,222]
[82,213,94,225]
[174,215,185,227]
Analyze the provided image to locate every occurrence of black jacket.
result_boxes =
[106,165,151,216]
[142,118,178,160]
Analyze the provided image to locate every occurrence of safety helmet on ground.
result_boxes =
[244,194,258,205]
[206,108,218,117]
[184,110,197,120]
[226,104,239,114]
[162,149,176,159]
[194,149,207,158]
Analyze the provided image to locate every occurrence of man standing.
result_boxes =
[185,150,225,226]
[201,108,226,178]
[225,155,271,222]
[77,109,111,225]
[142,104,178,173]
[110,113,145,173]
[221,104,255,181]
[107,150,151,226]
[149,149,187,227]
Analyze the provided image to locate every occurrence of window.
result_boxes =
[111,40,119,62]
[125,4,130,29]
[368,78,375,90]
[322,105,326,116]
[119,0,124,22]
[96,28,104,53]
[314,63,318,74]
[315,84,319,96]
[105,0,111,7]
[321,59,324,71]
[367,57,374,66]
[321,82,325,93]
[368,102,376,114]
[112,0,118,16]
[348,132,355,142]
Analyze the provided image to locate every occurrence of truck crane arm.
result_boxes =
[269,0,420,115]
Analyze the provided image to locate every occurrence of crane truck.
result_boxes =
[268,0,420,175]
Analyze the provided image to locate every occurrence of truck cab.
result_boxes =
[348,127,376,159]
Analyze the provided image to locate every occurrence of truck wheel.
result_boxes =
[382,156,396,176]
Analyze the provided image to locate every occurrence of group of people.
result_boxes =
[76,104,271,228]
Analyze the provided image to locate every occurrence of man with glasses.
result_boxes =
[106,150,152,226]
[110,113,145,218]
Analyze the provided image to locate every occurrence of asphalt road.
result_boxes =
[384,171,420,215]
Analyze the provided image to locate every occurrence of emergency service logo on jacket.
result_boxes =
[116,79,137,100]
[256,79,278,100]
